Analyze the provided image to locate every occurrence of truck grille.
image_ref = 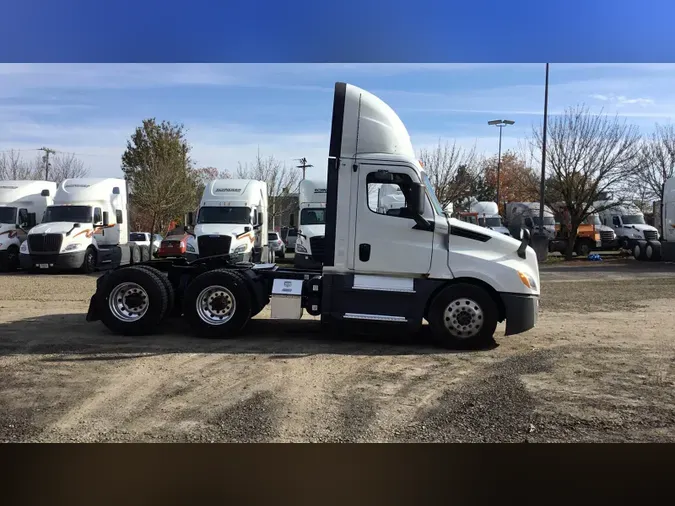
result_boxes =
[28,233,63,253]
[310,236,325,262]
[198,235,231,258]
[600,230,615,243]
[644,230,658,241]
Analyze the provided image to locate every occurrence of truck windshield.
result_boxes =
[300,208,326,225]
[197,206,251,225]
[421,172,444,216]
[583,215,602,226]
[479,217,503,227]
[533,216,556,226]
[43,205,92,224]
[0,207,17,224]
[622,214,645,225]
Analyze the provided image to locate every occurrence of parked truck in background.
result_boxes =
[86,81,540,350]
[19,178,142,273]
[583,207,616,250]
[596,201,659,250]
[185,179,272,264]
[294,179,327,269]
[505,202,557,240]
[0,180,57,272]
[549,203,601,257]
[469,201,511,236]
[633,176,675,261]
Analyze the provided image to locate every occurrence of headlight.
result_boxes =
[517,271,538,291]
[632,233,642,238]
[233,244,247,254]
[20,241,28,253]
[186,243,195,252]
[296,244,307,253]
[64,243,81,251]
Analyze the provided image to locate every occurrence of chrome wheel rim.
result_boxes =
[108,282,149,322]
[443,298,484,339]
[196,285,236,325]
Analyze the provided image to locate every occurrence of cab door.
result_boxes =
[353,164,433,276]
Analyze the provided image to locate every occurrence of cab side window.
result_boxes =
[93,207,102,224]
[17,208,28,226]
[366,172,416,219]
[612,216,621,227]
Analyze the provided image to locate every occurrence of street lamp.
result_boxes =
[488,119,515,210]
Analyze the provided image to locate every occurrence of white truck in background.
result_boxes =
[633,176,675,261]
[185,179,272,264]
[596,201,660,250]
[0,180,57,272]
[505,202,557,240]
[19,178,144,273]
[294,179,328,268]
[469,201,511,236]
[376,183,406,215]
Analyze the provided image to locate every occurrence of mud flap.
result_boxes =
[86,294,100,322]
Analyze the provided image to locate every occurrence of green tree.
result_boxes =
[121,119,199,257]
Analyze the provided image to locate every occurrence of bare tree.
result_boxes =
[418,140,478,210]
[236,152,300,228]
[49,152,90,183]
[0,150,39,180]
[531,104,642,259]
[633,123,675,205]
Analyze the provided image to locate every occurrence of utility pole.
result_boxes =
[295,157,313,181]
[539,63,550,235]
[487,120,515,212]
[39,147,56,180]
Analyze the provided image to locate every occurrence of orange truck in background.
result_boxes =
[551,203,601,257]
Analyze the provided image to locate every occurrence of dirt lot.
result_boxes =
[1,259,675,443]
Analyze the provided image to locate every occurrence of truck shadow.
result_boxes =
[0,313,498,359]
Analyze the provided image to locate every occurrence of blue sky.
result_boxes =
[2,63,675,180]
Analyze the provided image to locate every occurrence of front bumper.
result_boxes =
[185,251,248,264]
[501,293,539,336]
[294,252,323,269]
[20,251,85,271]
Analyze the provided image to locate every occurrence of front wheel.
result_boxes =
[81,247,97,274]
[427,283,498,349]
[0,245,20,272]
[575,240,592,258]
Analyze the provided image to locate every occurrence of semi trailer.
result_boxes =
[19,178,145,273]
[632,176,675,261]
[185,179,272,264]
[0,180,57,272]
[294,179,327,269]
[85,82,540,349]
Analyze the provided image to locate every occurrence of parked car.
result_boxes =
[284,227,297,250]
[268,231,286,259]
[130,232,163,255]
[157,232,190,258]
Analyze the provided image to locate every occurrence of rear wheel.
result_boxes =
[81,247,97,273]
[427,283,498,349]
[633,241,648,261]
[97,266,168,335]
[646,240,662,261]
[182,269,252,338]
[133,265,175,317]
[129,244,141,264]
[140,246,150,262]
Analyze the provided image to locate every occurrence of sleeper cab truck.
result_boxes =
[294,178,328,269]
[185,179,273,265]
[85,82,541,349]
[632,176,675,261]
[0,180,56,272]
[19,178,144,273]
[595,201,660,251]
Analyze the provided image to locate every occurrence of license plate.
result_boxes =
[38,264,50,269]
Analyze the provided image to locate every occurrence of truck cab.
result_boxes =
[469,201,511,236]
[505,202,557,240]
[294,179,327,269]
[597,202,659,249]
[0,180,56,272]
[186,179,271,264]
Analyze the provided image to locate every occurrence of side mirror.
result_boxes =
[408,183,426,217]
[23,213,37,229]
[185,211,196,227]
[244,226,251,233]
[40,189,50,197]
[102,211,109,226]
[519,228,531,242]
[257,211,263,225]
[73,223,81,229]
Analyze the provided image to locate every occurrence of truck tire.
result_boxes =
[130,244,141,265]
[182,269,252,338]
[0,245,20,272]
[140,245,150,262]
[277,249,285,260]
[574,240,592,258]
[620,237,630,250]
[633,241,648,261]
[97,266,169,335]
[427,283,498,350]
[646,241,662,261]
[81,247,97,274]
[133,265,175,317]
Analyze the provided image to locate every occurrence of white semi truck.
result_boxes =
[469,201,511,236]
[185,179,272,264]
[0,180,57,272]
[19,178,143,273]
[294,179,327,269]
[632,176,675,261]
[596,201,659,250]
[86,82,540,350]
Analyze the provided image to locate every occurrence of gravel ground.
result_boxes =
[1,259,675,443]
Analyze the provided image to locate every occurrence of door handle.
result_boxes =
[359,243,371,262]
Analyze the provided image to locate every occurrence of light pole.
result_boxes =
[487,119,515,211]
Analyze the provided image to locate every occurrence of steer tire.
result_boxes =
[0,245,20,272]
[182,269,252,338]
[133,265,175,318]
[427,283,498,350]
[81,247,97,274]
[97,266,168,336]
